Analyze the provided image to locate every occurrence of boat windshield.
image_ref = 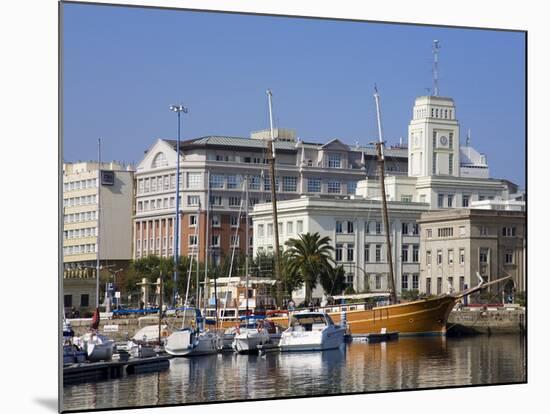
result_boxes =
[291,314,327,331]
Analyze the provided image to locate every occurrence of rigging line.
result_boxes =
[220,180,247,328]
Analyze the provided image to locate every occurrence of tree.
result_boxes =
[280,251,304,298]
[319,265,347,296]
[285,232,334,304]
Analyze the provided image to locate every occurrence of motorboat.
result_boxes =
[278,311,346,352]
[232,317,270,353]
[62,320,87,365]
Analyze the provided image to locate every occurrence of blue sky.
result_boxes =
[62,3,525,187]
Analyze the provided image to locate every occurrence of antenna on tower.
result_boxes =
[433,40,440,96]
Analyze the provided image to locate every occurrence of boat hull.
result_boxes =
[279,326,345,352]
[232,330,269,353]
[270,295,458,336]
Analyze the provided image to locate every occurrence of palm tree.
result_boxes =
[319,265,347,296]
[285,232,334,305]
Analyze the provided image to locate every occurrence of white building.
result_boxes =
[63,161,134,311]
[358,95,517,209]
[251,196,430,302]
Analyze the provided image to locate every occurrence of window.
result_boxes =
[502,227,517,237]
[287,222,293,235]
[412,245,419,262]
[230,235,239,246]
[448,249,454,264]
[249,175,261,190]
[328,154,341,168]
[449,132,454,149]
[401,195,413,203]
[376,222,382,234]
[210,196,222,206]
[230,215,239,227]
[447,194,453,207]
[438,194,444,208]
[210,174,224,189]
[479,248,489,264]
[461,194,470,207]
[402,245,409,262]
[257,224,264,237]
[402,223,409,235]
[229,196,241,207]
[64,295,72,308]
[227,175,239,189]
[480,226,489,236]
[459,249,465,264]
[282,176,297,192]
[185,172,202,189]
[426,228,432,238]
[375,275,381,290]
[296,220,303,234]
[347,244,354,262]
[187,196,200,206]
[438,227,453,238]
[189,215,197,226]
[346,221,354,234]
[347,181,357,195]
[412,223,419,235]
[432,152,437,175]
[364,245,370,262]
[426,278,432,295]
[308,178,321,193]
[412,274,419,289]
[505,251,514,264]
[437,277,442,295]
[267,223,273,237]
[459,276,465,291]
[278,222,283,236]
[375,244,382,262]
[211,235,220,247]
[263,176,271,191]
[335,244,343,261]
[449,154,454,175]
[402,274,409,290]
[437,250,443,265]
[327,181,341,194]
[151,200,156,210]
[80,294,89,307]
[151,177,157,191]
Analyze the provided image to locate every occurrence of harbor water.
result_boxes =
[63,335,526,411]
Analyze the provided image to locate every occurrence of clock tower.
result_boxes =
[407,95,460,177]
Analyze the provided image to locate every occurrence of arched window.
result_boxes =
[152,152,168,168]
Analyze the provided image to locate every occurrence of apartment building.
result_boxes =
[133,129,408,265]
[63,161,134,312]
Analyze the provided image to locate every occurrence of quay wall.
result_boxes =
[447,307,526,335]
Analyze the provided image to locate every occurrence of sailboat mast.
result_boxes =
[266,89,282,308]
[373,87,397,304]
[204,171,210,318]
[96,138,101,309]
[245,175,250,315]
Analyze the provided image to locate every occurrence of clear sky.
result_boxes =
[62,2,526,187]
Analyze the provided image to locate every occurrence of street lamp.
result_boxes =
[169,103,188,307]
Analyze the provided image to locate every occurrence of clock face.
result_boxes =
[439,135,448,146]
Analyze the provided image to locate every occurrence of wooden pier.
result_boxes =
[63,355,171,385]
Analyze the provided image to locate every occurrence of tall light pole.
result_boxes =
[169,103,188,307]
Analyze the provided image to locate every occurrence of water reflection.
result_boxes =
[63,336,526,411]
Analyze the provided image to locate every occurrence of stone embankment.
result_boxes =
[447,306,525,335]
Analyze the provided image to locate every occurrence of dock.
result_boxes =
[345,332,399,343]
[63,355,171,385]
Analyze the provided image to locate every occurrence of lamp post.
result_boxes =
[169,103,188,307]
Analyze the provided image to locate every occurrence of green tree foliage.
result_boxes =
[280,251,304,297]
[319,265,347,296]
[400,289,420,302]
[285,232,334,304]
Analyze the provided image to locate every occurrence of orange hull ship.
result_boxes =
[268,277,509,336]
